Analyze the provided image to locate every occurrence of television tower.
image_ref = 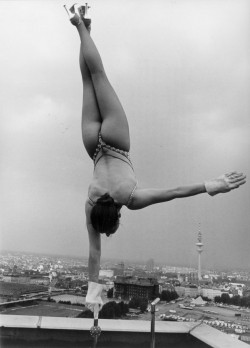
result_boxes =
[196,225,204,281]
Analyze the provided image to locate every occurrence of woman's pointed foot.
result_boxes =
[78,4,92,31]
[64,4,83,26]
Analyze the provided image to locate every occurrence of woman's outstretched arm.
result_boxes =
[128,183,206,210]
[128,171,246,210]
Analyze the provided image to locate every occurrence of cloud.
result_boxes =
[0,0,249,269]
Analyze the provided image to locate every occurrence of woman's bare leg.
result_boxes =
[76,22,130,152]
[80,43,102,158]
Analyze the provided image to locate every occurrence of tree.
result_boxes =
[221,293,230,304]
[214,296,222,303]
[241,296,250,308]
[201,296,211,302]
[77,309,93,318]
[107,288,114,298]
[129,297,141,309]
[160,290,179,302]
[77,301,129,319]
[114,304,122,317]
[100,302,116,318]
[59,300,71,305]
[231,295,241,306]
[128,297,148,313]
[170,291,179,301]
[139,298,148,313]
[119,301,129,315]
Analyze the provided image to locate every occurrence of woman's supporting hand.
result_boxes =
[205,171,246,196]
[86,281,103,314]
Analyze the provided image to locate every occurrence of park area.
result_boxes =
[0,300,86,318]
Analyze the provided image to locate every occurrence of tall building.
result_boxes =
[146,258,154,272]
[196,227,204,281]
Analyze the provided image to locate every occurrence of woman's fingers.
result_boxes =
[229,174,246,183]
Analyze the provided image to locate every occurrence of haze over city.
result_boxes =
[0,0,249,270]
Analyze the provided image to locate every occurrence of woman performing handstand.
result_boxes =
[64,4,246,315]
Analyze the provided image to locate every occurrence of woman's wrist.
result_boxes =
[88,275,99,283]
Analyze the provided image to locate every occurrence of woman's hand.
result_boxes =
[86,281,103,315]
[205,172,246,196]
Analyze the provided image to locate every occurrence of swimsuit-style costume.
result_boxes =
[89,133,137,207]
[93,133,132,168]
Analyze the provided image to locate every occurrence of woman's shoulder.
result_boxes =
[113,179,137,207]
[88,182,103,203]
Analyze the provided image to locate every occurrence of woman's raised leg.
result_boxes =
[76,21,130,152]
[79,42,102,159]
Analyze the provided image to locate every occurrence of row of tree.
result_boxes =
[214,293,250,308]
[160,290,179,302]
[77,301,129,319]
[78,289,179,319]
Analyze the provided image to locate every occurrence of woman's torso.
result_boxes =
[88,149,137,207]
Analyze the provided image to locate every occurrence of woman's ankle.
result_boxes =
[64,4,82,26]
[83,18,91,32]
[70,14,83,26]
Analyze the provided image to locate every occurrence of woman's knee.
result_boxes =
[86,56,105,76]
[90,70,107,87]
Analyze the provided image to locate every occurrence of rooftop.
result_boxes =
[115,276,158,286]
[0,314,249,348]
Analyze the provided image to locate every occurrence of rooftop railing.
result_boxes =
[0,314,249,348]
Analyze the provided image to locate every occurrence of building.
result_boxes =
[175,286,185,297]
[243,288,250,297]
[30,276,50,286]
[184,286,199,298]
[201,287,223,300]
[2,274,30,284]
[175,286,199,298]
[124,269,134,277]
[179,272,199,284]
[99,269,114,278]
[104,281,114,291]
[114,276,159,300]
[159,283,175,293]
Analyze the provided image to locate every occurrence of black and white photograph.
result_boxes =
[0,0,249,347]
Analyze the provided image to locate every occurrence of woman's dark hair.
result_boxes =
[90,193,120,236]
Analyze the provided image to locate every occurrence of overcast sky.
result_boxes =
[0,0,249,270]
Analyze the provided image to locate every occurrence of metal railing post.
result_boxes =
[150,297,160,348]
[90,307,101,348]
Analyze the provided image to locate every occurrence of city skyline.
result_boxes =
[1,249,250,345]
[1,249,250,273]
[1,0,249,270]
